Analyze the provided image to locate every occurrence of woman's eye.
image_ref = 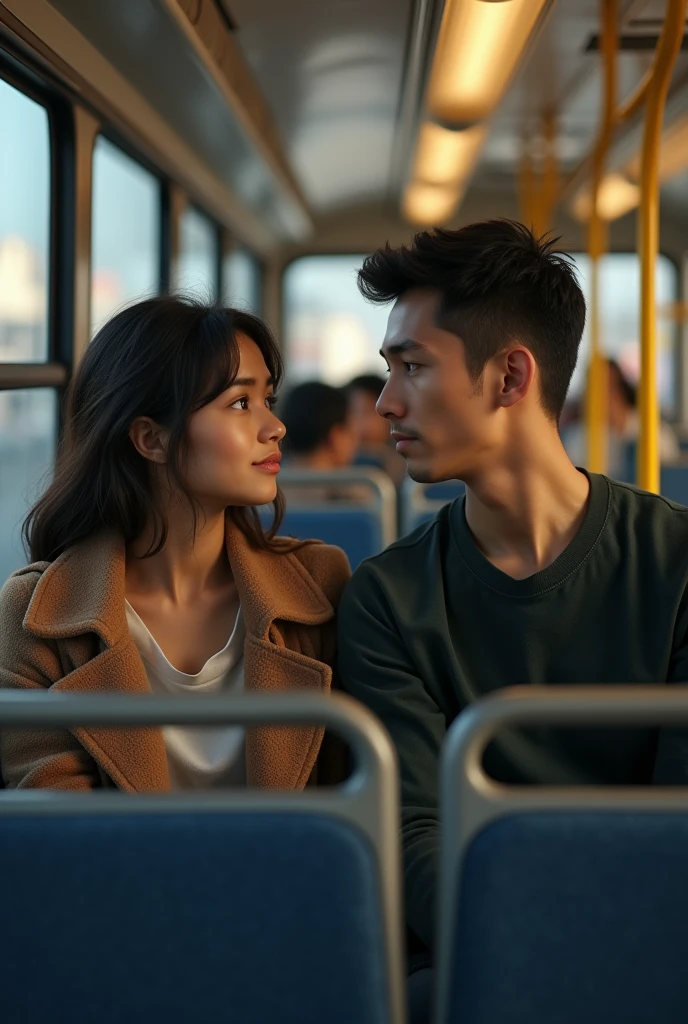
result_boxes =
[266,395,278,409]
[230,396,250,410]
[405,362,419,373]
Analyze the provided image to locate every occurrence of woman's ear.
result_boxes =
[129,417,169,463]
[498,346,536,409]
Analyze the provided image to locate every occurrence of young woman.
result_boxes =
[0,296,350,791]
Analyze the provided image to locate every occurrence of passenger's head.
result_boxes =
[281,381,358,469]
[346,374,390,447]
[358,220,586,483]
[607,358,636,432]
[24,295,287,562]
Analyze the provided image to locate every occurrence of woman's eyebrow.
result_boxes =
[228,375,275,388]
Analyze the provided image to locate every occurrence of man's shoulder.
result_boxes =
[346,501,452,596]
[604,475,688,563]
[606,475,688,527]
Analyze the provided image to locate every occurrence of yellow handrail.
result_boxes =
[585,0,617,474]
[616,68,652,124]
[637,0,687,492]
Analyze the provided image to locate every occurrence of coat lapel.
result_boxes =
[226,527,336,789]
[23,531,169,792]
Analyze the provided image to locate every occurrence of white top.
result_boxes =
[125,599,246,790]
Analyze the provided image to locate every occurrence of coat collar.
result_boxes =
[23,521,335,645]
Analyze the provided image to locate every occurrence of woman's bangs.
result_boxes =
[191,310,242,411]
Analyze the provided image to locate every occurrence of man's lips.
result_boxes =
[391,431,419,452]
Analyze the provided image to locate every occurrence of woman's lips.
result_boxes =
[253,453,282,474]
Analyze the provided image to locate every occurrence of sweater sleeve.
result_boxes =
[337,562,446,950]
[654,592,688,783]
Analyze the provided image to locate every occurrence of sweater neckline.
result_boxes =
[450,470,610,598]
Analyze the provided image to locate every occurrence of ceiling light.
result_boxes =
[402,182,463,226]
[427,0,552,125]
[571,173,641,222]
[412,123,488,186]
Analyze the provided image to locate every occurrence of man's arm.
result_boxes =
[655,607,688,784]
[337,563,447,950]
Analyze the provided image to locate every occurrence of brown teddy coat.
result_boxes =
[0,523,351,791]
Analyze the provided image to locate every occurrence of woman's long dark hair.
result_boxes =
[24,295,288,563]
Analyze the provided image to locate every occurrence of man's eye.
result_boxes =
[405,362,419,373]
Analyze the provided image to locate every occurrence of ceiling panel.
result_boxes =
[225,0,414,211]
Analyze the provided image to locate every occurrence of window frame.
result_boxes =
[0,49,73,390]
[90,129,167,332]
[176,200,223,301]
[222,237,265,314]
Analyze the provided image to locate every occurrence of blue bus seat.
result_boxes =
[436,685,688,1024]
[0,692,406,1024]
[661,464,688,506]
[400,478,465,535]
[277,507,385,569]
[267,468,397,568]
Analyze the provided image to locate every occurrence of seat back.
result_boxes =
[436,686,688,1024]
[0,691,405,1024]
[400,477,465,535]
[661,464,688,506]
[269,468,397,567]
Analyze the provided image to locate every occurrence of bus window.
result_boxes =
[282,255,390,385]
[223,246,262,313]
[0,389,57,582]
[0,79,50,362]
[91,136,161,334]
[568,253,679,415]
[176,206,219,301]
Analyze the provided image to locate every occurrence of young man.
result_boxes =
[337,220,688,958]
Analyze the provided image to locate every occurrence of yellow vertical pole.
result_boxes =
[585,0,617,474]
[637,0,687,492]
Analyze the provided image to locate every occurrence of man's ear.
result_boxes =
[497,346,536,409]
[129,417,169,463]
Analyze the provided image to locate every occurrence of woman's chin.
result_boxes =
[227,485,278,509]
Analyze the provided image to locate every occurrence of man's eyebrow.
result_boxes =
[228,376,275,388]
[379,339,428,357]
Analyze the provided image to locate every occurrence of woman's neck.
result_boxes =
[125,502,233,604]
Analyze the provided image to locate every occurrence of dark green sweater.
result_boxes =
[337,472,688,951]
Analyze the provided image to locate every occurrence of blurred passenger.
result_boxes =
[346,374,390,447]
[337,220,688,982]
[0,296,349,791]
[347,373,407,484]
[562,358,680,477]
[280,381,370,503]
[281,381,358,470]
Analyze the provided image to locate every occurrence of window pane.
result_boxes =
[91,137,161,333]
[0,79,50,362]
[223,247,262,312]
[568,253,679,413]
[176,206,218,300]
[283,255,390,385]
[0,389,57,585]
